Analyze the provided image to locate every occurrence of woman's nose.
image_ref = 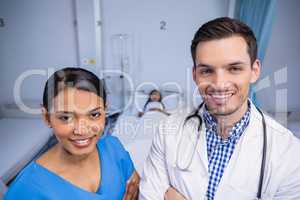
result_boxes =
[73,119,89,135]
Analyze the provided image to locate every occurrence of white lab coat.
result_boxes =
[139,103,300,200]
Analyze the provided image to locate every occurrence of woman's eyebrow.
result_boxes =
[54,107,103,114]
[88,106,102,113]
[55,111,73,114]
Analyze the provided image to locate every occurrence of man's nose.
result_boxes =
[211,70,229,90]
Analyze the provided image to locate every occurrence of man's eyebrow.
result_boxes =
[195,63,213,68]
[227,61,246,66]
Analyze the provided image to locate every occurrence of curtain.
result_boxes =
[235,0,277,106]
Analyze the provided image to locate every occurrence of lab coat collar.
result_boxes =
[190,99,263,175]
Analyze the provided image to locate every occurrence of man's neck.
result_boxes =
[213,100,249,139]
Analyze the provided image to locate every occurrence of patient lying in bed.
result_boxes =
[114,102,169,173]
[138,89,169,117]
[144,101,169,116]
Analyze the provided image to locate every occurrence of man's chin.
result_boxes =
[213,110,236,116]
[205,104,236,116]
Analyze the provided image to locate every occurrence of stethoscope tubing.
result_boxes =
[176,102,267,199]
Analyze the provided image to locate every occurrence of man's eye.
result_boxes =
[229,66,242,72]
[199,68,213,75]
[90,112,101,119]
[58,115,73,122]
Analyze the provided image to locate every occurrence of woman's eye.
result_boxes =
[90,112,101,119]
[58,115,73,123]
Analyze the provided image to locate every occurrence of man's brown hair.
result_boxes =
[191,17,257,66]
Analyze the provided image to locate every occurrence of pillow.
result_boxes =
[136,84,158,96]
[162,94,180,112]
[131,92,148,114]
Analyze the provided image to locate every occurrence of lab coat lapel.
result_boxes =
[197,118,209,173]
[182,115,209,173]
[216,104,264,198]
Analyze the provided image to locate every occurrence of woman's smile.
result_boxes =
[69,135,97,148]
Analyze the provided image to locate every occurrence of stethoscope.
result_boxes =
[176,102,267,199]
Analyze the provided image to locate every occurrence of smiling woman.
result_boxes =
[4,68,139,200]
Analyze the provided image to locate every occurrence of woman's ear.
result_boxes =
[41,107,51,128]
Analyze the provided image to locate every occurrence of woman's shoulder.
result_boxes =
[10,162,37,184]
[98,134,126,153]
[97,134,134,178]
[4,162,45,199]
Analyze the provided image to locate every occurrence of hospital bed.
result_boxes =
[113,88,184,173]
[288,120,300,139]
[114,107,168,174]
[0,118,52,198]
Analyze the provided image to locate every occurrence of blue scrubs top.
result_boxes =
[4,135,134,200]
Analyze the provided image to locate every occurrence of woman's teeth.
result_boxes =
[74,139,89,145]
[70,136,94,147]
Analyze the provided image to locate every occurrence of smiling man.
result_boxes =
[139,17,300,200]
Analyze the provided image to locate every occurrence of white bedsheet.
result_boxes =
[0,118,52,184]
[113,111,167,174]
[288,120,300,139]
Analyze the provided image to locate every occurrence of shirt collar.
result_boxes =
[203,100,251,142]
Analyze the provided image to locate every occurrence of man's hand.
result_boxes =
[123,170,140,200]
[164,187,187,200]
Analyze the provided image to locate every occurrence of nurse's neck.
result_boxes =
[56,145,97,166]
[212,100,249,140]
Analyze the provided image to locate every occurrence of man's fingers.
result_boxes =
[165,187,186,200]
[132,189,138,200]
[123,171,140,200]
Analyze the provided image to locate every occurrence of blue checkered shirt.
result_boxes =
[203,103,251,200]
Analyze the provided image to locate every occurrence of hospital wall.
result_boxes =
[101,0,229,95]
[1,0,299,116]
[0,0,230,115]
[0,0,96,110]
[0,0,77,105]
[257,0,300,114]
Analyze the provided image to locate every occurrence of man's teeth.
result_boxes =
[211,93,232,99]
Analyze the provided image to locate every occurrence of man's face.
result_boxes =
[193,36,260,116]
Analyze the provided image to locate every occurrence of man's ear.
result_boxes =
[250,59,261,84]
[41,107,51,128]
[192,67,197,82]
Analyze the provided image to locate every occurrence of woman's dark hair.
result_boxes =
[143,89,163,112]
[42,67,106,111]
[191,17,257,66]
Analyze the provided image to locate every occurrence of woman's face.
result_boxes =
[150,91,161,102]
[43,87,105,157]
